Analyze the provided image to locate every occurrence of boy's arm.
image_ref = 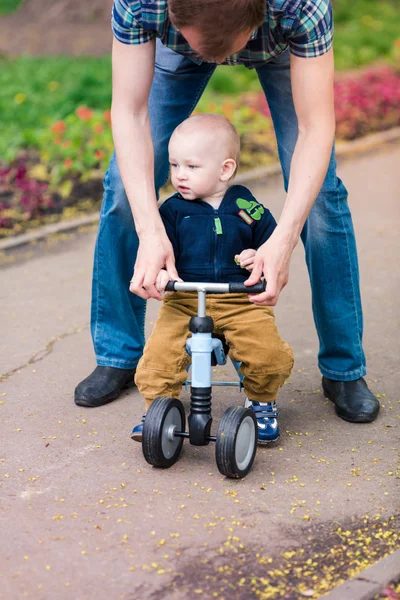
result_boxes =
[159,201,180,262]
[251,206,277,250]
[235,248,257,271]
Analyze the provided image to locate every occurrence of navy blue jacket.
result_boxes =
[160,185,277,283]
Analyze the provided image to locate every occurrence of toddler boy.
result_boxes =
[132,114,294,444]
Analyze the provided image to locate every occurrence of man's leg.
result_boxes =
[256,50,379,422]
[75,42,216,406]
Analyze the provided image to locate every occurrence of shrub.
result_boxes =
[37,107,113,188]
[334,66,400,139]
[0,159,52,236]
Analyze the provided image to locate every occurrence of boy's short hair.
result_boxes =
[175,113,241,178]
[169,0,265,60]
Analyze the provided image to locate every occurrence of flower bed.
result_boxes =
[374,576,400,600]
[245,64,400,141]
[1,64,400,239]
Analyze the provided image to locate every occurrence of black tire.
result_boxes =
[142,397,185,468]
[215,407,257,479]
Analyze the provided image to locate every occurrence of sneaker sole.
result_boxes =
[322,385,379,423]
[130,433,143,443]
[75,380,135,408]
[257,435,280,446]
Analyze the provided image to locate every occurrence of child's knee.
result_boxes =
[135,358,188,403]
[246,338,294,376]
[280,340,294,374]
[135,361,167,399]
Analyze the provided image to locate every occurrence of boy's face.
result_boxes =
[168,129,231,200]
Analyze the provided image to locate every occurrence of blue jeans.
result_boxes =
[91,42,366,381]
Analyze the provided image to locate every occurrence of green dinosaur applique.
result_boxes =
[236,197,265,223]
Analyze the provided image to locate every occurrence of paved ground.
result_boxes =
[0,0,113,56]
[1,144,399,600]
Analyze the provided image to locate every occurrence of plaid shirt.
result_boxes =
[112,0,333,67]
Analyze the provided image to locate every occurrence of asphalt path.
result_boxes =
[1,144,399,600]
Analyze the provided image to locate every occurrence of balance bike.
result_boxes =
[141,280,265,479]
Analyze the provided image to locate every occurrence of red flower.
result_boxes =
[51,121,66,134]
[94,123,104,133]
[103,110,111,123]
[95,150,105,160]
[76,106,94,121]
[64,158,73,168]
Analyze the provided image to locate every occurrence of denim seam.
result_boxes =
[93,221,102,362]
[93,176,112,360]
[256,71,291,186]
[336,187,365,371]
[97,356,139,369]
[321,365,366,377]
[317,188,365,379]
[187,66,216,115]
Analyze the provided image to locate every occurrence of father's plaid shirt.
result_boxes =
[112,0,333,68]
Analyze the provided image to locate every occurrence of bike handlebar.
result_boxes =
[165,280,266,294]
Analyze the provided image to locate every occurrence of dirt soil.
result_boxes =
[0,0,113,56]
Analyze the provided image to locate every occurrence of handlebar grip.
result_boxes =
[165,281,176,292]
[165,280,266,294]
[229,281,266,294]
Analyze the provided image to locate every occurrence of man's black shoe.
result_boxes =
[322,376,380,423]
[75,366,136,407]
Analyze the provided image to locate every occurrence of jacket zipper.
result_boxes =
[214,210,223,280]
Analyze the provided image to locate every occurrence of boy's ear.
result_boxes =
[220,158,237,181]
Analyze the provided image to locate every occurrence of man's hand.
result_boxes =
[244,227,297,306]
[129,230,179,301]
[235,249,256,271]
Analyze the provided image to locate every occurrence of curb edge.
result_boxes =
[321,548,400,600]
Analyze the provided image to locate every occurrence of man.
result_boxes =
[75,0,379,423]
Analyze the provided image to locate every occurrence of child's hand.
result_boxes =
[155,269,172,294]
[234,249,257,271]
[155,269,183,296]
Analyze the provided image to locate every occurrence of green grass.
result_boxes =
[333,0,400,69]
[0,55,112,160]
[0,54,260,159]
[0,0,22,15]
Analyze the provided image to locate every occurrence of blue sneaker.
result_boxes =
[244,398,280,444]
[131,414,146,442]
